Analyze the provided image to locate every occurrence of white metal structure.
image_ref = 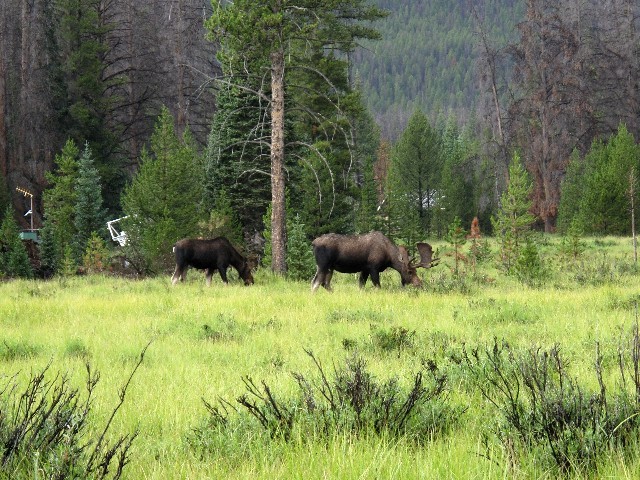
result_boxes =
[106,216,129,246]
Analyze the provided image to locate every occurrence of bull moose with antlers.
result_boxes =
[311,231,438,291]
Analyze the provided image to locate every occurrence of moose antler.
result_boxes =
[412,242,439,268]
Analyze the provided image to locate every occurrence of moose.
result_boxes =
[171,237,254,286]
[311,231,438,291]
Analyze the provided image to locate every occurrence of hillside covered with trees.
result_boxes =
[352,0,523,140]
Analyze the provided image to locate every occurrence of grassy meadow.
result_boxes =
[2,235,640,479]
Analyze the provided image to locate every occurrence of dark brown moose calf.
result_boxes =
[172,237,254,286]
[311,231,437,291]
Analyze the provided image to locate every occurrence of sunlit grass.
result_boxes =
[1,235,640,478]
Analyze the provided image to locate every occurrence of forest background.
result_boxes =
[0,0,639,277]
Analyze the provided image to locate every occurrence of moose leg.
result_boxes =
[218,266,229,284]
[358,271,369,288]
[172,265,185,285]
[205,268,214,286]
[370,270,381,288]
[322,270,334,291]
[311,268,324,292]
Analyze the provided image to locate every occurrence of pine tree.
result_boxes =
[204,83,270,238]
[0,206,33,278]
[42,139,80,273]
[199,188,243,248]
[439,117,476,232]
[576,125,640,235]
[445,216,467,277]
[207,0,386,273]
[73,142,106,259]
[55,0,123,211]
[121,107,204,273]
[491,152,536,273]
[286,213,315,281]
[387,109,442,243]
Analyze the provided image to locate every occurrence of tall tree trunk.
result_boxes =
[270,47,286,274]
[0,40,6,178]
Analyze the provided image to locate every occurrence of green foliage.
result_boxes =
[38,221,59,277]
[514,237,545,287]
[556,149,583,233]
[192,351,456,446]
[60,243,77,276]
[55,0,124,211]
[199,188,244,248]
[439,118,477,231]
[262,202,314,279]
[352,0,523,140]
[353,95,383,234]
[560,125,640,235]
[286,214,315,281]
[0,206,34,278]
[204,84,270,237]
[43,139,80,269]
[445,216,467,277]
[491,152,535,273]
[463,336,640,475]
[559,218,586,261]
[387,110,442,242]
[73,142,107,260]
[82,231,109,274]
[0,359,142,479]
[121,107,204,274]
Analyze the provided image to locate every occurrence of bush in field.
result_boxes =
[462,333,640,475]
[191,351,459,451]
[0,348,147,480]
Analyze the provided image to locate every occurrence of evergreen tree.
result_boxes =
[204,83,270,239]
[73,142,106,259]
[82,231,109,273]
[439,117,476,233]
[576,125,640,235]
[121,107,204,273]
[42,139,81,273]
[286,213,315,281]
[445,216,466,277]
[207,0,386,273]
[353,91,383,234]
[491,152,536,273]
[387,109,442,243]
[38,222,58,278]
[0,206,33,278]
[556,148,584,233]
[199,188,244,248]
[55,0,124,211]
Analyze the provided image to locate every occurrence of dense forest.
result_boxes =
[352,0,523,140]
[1,0,639,279]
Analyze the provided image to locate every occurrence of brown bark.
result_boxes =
[0,36,6,178]
[270,47,287,274]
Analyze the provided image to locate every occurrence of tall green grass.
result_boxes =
[1,235,639,478]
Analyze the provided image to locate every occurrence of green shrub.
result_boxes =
[463,335,640,474]
[191,351,461,448]
[0,352,146,480]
